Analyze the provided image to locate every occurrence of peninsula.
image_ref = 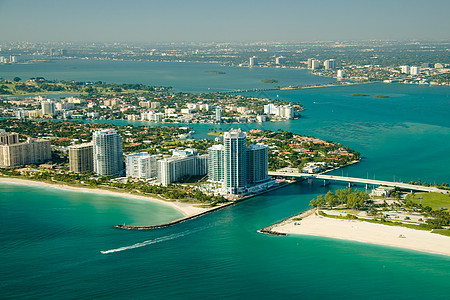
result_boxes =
[266,188,450,256]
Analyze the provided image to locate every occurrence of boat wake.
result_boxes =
[101,228,204,254]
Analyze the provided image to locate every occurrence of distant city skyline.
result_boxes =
[0,0,449,42]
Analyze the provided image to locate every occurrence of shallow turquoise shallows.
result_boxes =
[1,60,449,299]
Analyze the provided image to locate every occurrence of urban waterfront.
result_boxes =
[1,60,449,299]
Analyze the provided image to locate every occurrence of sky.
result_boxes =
[0,0,449,42]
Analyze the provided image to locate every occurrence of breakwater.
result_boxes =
[116,181,294,230]
[258,208,315,236]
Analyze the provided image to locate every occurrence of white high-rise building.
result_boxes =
[337,69,344,80]
[311,59,320,70]
[249,56,258,67]
[157,149,208,186]
[324,59,336,69]
[208,144,224,182]
[208,129,271,195]
[223,129,247,194]
[278,105,294,119]
[0,133,51,167]
[275,56,287,64]
[41,100,55,116]
[401,66,410,73]
[126,152,157,179]
[410,66,419,76]
[215,106,222,122]
[92,129,123,176]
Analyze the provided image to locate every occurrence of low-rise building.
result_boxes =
[371,186,395,197]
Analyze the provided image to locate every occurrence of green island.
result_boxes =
[352,93,369,96]
[374,95,390,98]
[308,188,450,236]
[261,79,279,83]
[204,70,226,74]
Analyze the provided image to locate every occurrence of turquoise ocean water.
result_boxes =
[1,60,449,299]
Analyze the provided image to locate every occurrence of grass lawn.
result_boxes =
[406,192,450,210]
[432,229,450,237]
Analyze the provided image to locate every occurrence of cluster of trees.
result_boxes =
[408,180,449,190]
[0,78,170,96]
[310,188,369,209]
[404,199,450,228]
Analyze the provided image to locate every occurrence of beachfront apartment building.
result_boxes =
[126,152,157,179]
[208,129,273,195]
[157,149,208,186]
[247,144,270,185]
[0,130,19,145]
[92,129,124,176]
[223,129,248,194]
[68,143,94,173]
[208,144,224,182]
[0,133,51,167]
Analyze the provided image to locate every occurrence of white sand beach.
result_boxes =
[0,177,209,218]
[271,211,450,256]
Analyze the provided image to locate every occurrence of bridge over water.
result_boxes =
[268,171,448,194]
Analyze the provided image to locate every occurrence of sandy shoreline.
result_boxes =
[271,210,450,256]
[0,177,209,218]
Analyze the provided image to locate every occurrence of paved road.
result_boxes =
[268,171,448,194]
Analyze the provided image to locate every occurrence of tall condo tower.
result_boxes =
[247,143,269,185]
[223,129,247,194]
[208,144,224,182]
[249,56,258,67]
[92,129,123,176]
[69,143,93,173]
[215,106,222,122]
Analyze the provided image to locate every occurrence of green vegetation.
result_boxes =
[408,180,449,190]
[310,188,368,209]
[352,93,369,96]
[248,130,360,171]
[309,188,450,235]
[406,192,450,210]
[374,95,389,98]
[432,229,450,237]
[261,79,279,83]
[204,70,226,74]
[207,131,224,136]
[318,210,440,232]
[0,79,168,96]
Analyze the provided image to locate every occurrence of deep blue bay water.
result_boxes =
[1,60,450,299]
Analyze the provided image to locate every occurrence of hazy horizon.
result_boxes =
[1,0,449,43]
